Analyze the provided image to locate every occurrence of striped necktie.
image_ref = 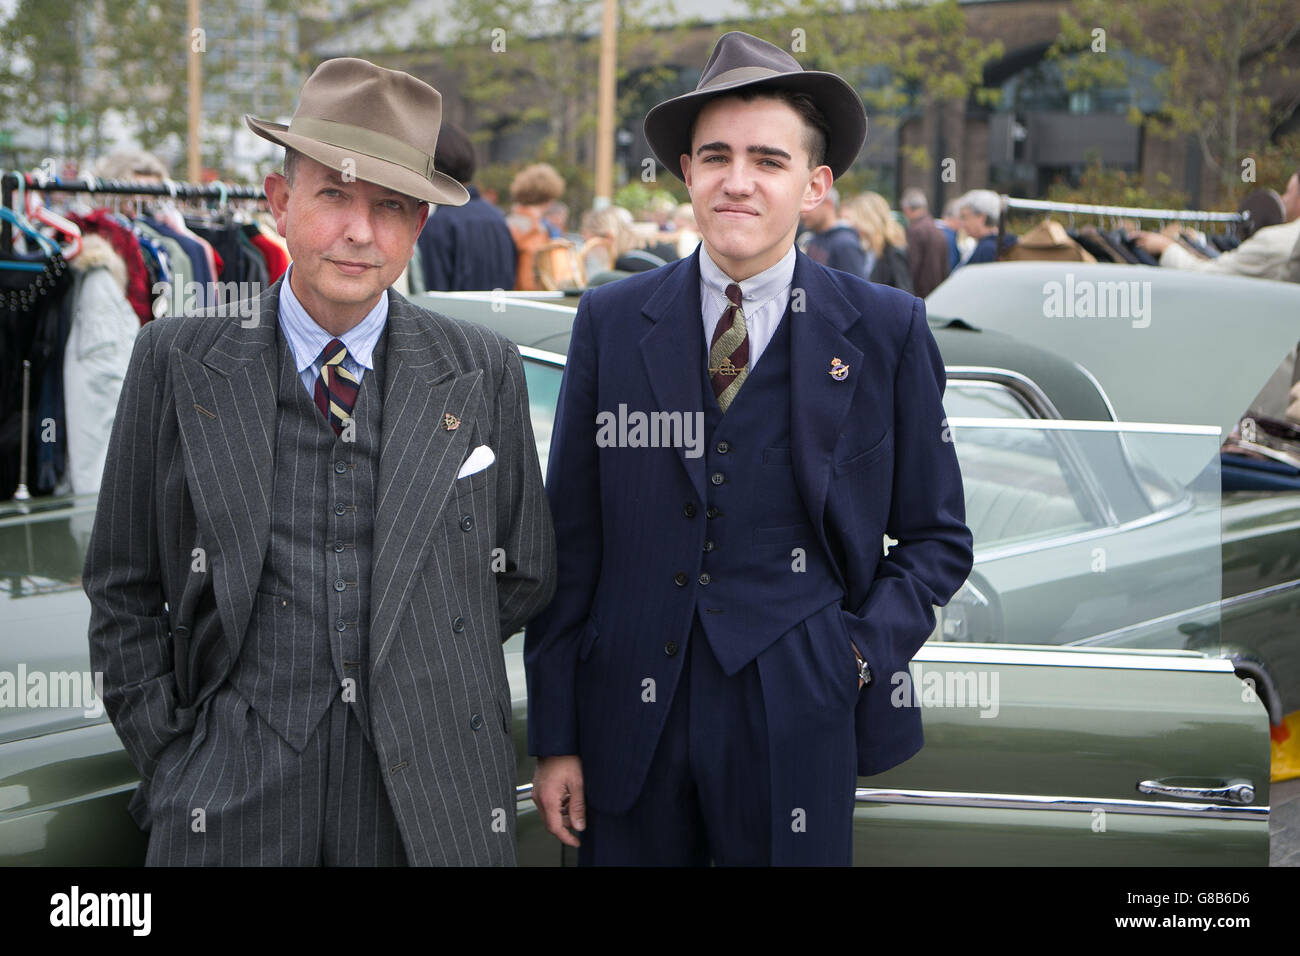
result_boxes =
[313,338,359,436]
[708,282,749,413]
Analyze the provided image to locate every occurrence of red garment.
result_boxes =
[70,209,153,324]
[251,232,289,282]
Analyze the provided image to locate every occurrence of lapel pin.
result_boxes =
[442,413,461,431]
[829,357,850,381]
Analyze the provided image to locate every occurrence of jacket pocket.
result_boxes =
[833,430,892,478]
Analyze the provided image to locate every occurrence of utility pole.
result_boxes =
[594,0,617,209]
[187,0,202,181]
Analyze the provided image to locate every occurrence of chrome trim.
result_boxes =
[853,787,1267,820]
[914,643,1236,672]
[516,783,533,806]
[946,367,1064,420]
[947,417,1221,435]
[970,490,1196,563]
[1137,778,1255,805]
[518,345,567,367]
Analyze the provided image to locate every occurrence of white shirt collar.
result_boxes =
[698,243,796,310]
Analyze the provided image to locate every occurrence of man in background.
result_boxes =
[416,122,517,291]
[800,186,869,277]
[900,187,950,297]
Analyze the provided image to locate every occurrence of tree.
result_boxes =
[1051,0,1300,206]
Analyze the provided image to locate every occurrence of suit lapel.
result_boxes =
[789,251,865,535]
[171,280,280,666]
[639,252,707,503]
[370,290,483,671]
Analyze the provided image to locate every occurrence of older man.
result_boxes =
[84,58,555,866]
[954,188,1015,266]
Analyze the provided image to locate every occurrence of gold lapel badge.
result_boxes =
[442,412,461,431]
[829,357,850,381]
[709,356,743,377]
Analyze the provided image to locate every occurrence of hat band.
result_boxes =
[701,65,786,91]
[287,116,436,181]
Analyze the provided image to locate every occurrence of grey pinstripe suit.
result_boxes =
[84,278,556,865]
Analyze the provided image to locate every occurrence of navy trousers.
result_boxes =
[579,613,859,866]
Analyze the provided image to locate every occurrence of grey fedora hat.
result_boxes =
[643,31,867,181]
[245,57,469,206]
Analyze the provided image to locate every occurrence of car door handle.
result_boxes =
[1137,777,1255,804]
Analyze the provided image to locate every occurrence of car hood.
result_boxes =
[926,262,1300,439]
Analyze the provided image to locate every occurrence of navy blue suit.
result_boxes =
[525,247,973,864]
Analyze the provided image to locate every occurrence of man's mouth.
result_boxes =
[328,259,379,275]
[714,204,759,218]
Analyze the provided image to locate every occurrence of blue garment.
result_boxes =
[936,220,960,270]
[804,223,868,278]
[416,185,517,292]
[526,246,974,857]
[963,232,1017,266]
[144,218,212,304]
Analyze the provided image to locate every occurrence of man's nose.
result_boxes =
[343,203,376,245]
[721,160,755,196]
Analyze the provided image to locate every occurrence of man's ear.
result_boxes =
[264,171,290,239]
[414,201,431,238]
[801,165,833,214]
[680,153,693,189]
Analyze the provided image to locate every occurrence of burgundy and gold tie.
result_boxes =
[708,282,749,413]
[313,338,359,435]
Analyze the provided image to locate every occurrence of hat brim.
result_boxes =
[245,115,469,206]
[643,71,866,181]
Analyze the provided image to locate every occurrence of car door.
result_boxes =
[851,419,1269,865]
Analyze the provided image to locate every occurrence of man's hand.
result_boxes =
[533,754,586,847]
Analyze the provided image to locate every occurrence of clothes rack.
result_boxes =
[1,171,265,249]
[995,195,1246,262]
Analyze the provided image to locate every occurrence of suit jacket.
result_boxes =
[525,248,973,813]
[84,279,556,865]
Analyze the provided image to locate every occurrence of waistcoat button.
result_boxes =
[710,472,725,486]
[334,580,346,592]
[460,515,474,532]
[335,619,347,632]
[673,572,687,586]
[452,616,465,632]
[683,503,696,518]
[706,507,720,519]
[716,440,730,454]
[703,540,715,552]
[334,541,346,553]
[470,713,483,731]
[698,572,711,586]
[334,461,347,474]
[334,503,346,516]
[664,641,678,656]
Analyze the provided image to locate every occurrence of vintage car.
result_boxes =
[2,262,1294,865]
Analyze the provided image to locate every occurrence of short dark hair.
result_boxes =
[688,87,829,170]
[434,123,476,186]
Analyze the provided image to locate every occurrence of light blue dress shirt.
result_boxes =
[278,263,388,399]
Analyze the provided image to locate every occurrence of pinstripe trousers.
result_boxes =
[144,682,406,866]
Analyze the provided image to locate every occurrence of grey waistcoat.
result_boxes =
[228,324,387,751]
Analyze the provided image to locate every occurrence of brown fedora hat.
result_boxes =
[643,31,866,181]
[245,57,469,206]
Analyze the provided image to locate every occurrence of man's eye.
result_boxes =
[321,188,342,197]
[703,154,725,163]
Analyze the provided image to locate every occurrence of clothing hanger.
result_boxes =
[25,182,82,259]
[0,206,60,269]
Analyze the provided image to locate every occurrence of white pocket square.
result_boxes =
[457,444,496,479]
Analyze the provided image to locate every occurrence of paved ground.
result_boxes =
[1270,778,1300,866]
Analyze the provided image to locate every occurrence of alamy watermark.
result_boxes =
[0,666,104,718]
[595,404,706,458]
[890,663,999,718]
[152,280,261,326]
[1042,273,1152,328]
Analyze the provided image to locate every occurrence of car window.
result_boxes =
[523,358,563,478]
[934,420,1222,648]
[945,381,1034,419]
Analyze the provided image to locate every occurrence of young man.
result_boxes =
[84,58,555,866]
[526,32,973,865]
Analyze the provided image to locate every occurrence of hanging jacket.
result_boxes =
[65,234,139,494]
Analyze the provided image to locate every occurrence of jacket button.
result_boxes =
[334,503,346,516]
[716,440,730,454]
[703,540,715,552]
[335,619,347,632]
[711,472,725,485]
[698,572,711,586]
[706,507,720,519]
[460,515,474,532]
[452,616,465,632]
[334,580,346,592]
[683,503,696,518]
[470,713,483,731]
[673,572,687,586]
[334,461,347,474]
[664,641,678,656]
[175,625,189,638]
[333,541,346,553]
